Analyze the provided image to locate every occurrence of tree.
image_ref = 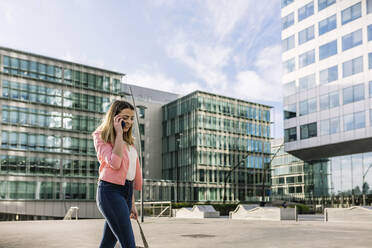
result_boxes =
[363,182,370,195]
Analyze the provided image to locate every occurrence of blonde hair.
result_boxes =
[93,100,135,145]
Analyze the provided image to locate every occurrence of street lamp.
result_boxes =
[363,164,372,206]
[119,83,147,223]
[175,133,183,203]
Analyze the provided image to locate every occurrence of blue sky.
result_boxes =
[0,0,283,138]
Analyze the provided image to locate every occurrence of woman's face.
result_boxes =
[117,108,135,132]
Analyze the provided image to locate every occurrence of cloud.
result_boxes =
[127,70,202,95]
[255,45,282,84]
[0,1,24,24]
[165,32,230,90]
[205,0,252,40]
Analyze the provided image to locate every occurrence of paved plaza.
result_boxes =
[0,217,371,248]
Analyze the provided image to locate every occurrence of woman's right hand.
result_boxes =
[113,115,123,135]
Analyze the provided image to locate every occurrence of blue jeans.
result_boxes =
[97,180,135,248]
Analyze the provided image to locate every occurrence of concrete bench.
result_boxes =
[175,205,220,219]
[325,206,372,223]
[229,205,281,221]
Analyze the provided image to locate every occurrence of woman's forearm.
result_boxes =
[112,134,125,158]
[132,193,135,206]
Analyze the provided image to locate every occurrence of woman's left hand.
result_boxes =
[130,204,138,220]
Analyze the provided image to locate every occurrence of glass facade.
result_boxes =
[162,91,271,202]
[271,140,305,200]
[0,48,123,204]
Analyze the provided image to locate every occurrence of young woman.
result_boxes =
[92,100,142,248]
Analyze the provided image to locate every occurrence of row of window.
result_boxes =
[0,181,97,200]
[2,80,111,113]
[285,110,369,142]
[282,1,368,31]
[271,164,303,176]
[0,155,99,177]
[198,98,270,122]
[197,133,271,153]
[283,55,364,88]
[2,55,121,93]
[272,186,303,194]
[285,82,370,118]
[197,150,269,169]
[272,175,303,185]
[2,105,101,132]
[198,169,267,184]
[197,115,270,138]
[1,131,95,154]
[283,25,364,56]
[164,96,271,126]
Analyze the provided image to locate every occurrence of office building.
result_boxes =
[162,91,272,202]
[282,0,372,205]
[0,46,124,220]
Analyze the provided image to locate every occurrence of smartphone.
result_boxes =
[121,121,126,128]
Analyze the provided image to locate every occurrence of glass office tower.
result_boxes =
[162,91,272,202]
[282,0,372,205]
[0,46,123,220]
[271,138,305,201]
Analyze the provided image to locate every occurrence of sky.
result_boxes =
[0,0,283,138]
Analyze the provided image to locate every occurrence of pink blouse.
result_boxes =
[93,130,142,191]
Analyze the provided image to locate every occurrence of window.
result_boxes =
[282,0,294,8]
[369,81,372,96]
[299,49,315,68]
[341,2,361,25]
[318,0,336,11]
[319,65,338,85]
[343,84,365,105]
[283,58,296,74]
[284,104,297,120]
[299,98,317,116]
[320,117,340,135]
[368,25,372,41]
[139,123,145,136]
[320,91,339,110]
[282,35,295,52]
[284,127,297,142]
[300,122,317,139]
[137,107,145,118]
[367,0,372,14]
[344,111,365,131]
[319,40,337,60]
[299,73,316,91]
[343,56,363,78]
[298,1,314,22]
[283,81,296,96]
[342,29,362,51]
[282,12,294,30]
[298,25,315,45]
[319,14,336,36]
[369,53,372,69]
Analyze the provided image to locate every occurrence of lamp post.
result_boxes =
[175,133,183,203]
[119,83,147,223]
[223,159,246,204]
[363,164,372,206]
